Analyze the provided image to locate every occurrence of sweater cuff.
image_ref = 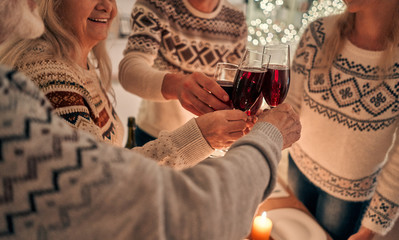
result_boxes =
[361,191,399,236]
[167,118,214,167]
[250,122,284,148]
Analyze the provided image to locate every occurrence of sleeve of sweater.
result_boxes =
[1,66,284,240]
[132,118,214,169]
[118,0,168,101]
[361,123,399,236]
[285,25,313,114]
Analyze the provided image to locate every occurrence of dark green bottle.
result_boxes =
[124,117,136,149]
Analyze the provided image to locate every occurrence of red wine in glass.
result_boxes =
[232,67,265,115]
[247,93,263,116]
[262,64,290,107]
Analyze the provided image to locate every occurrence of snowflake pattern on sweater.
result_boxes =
[288,15,399,235]
[295,19,399,129]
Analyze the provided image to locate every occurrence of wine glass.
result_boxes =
[262,44,291,108]
[232,49,270,116]
[210,62,238,158]
[214,62,238,107]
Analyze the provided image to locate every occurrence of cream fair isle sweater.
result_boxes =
[119,0,247,137]
[286,15,399,235]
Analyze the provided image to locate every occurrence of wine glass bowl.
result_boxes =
[232,49,270,116]
[214,62,238,106]
[210,62,239,158]
[262,44,291,108]
[247,94,264,116]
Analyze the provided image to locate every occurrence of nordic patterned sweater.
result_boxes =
[286,15,399,235]
[0,65,283,239]
[14,42,215,169]
[119,0,247,137]
[15,42,125,146]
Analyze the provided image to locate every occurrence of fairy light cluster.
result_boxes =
[247,0,346,47]
[299,0,346,36]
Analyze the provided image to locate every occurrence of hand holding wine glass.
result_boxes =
[162,72,231,116]
[257,103,301,149]
[262,44,291,108]
[209,62,240,157]
[195,109,248,150]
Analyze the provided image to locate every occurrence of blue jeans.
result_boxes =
[135,126,156,147]
[287,154,370,240]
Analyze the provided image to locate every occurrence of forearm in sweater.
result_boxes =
[362,125,399,235]
[1,66,284,239]
[132,118,214,169]
[118,52,168,101]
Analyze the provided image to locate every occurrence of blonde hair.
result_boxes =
[0,0,113,92]
[321,7,399,79]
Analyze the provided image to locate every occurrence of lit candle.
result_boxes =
[251,211,273,240]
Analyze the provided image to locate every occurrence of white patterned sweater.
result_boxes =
[119,0,247,137]
[286,15,399,235]
[0,65,283,239]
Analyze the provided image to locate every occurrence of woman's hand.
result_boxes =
[348,227,375,240]
[162,72,231,116]
[195,110,248,149]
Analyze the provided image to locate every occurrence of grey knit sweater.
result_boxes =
[0,65,283,240]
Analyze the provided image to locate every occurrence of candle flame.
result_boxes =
[261,211,267,218]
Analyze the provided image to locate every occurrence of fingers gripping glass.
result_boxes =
[210,63,238,158]
[210,51,270,158]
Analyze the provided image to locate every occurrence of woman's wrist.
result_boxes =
[161,73,183,100]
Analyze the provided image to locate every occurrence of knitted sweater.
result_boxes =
[0,65,283,239]
[15,42,215,169]
[286,15,399,235]
[15,43,124,146]
[119,0,247,137]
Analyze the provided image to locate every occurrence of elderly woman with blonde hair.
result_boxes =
[0,0,256,169]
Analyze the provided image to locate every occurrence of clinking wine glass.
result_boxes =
[232,49,270,116]
[210,62,239,158]
[262,44,291,108]
[214,62,238,107]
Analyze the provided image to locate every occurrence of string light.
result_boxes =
[247,0,346,47]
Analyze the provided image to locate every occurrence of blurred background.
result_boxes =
[108,0,346,139]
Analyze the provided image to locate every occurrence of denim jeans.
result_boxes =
[135,126,156,147]
[287,154,370,240]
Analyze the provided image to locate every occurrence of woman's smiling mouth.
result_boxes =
[88,18,108,23]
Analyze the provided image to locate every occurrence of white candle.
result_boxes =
[251,211,273,240]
